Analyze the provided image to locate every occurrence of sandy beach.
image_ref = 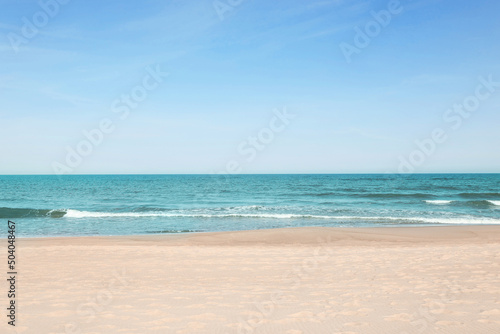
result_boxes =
[2,225,500,334]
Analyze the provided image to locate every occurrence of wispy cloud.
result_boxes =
[330,127,397,141]
[402,74,465,86]
[116,2,218,41]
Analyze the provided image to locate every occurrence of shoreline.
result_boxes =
[5,224,500,244]
[5,225,500,247]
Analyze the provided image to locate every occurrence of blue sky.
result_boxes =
[1,0,499,174]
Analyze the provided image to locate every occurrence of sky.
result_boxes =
[1,0,499,174]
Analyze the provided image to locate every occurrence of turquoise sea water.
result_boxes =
[0,174,499,237]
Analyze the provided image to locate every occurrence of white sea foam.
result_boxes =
[488,200,500,206]
[425,200,453,205]
[65,210,159,218]
[414,217,500,225]
[64,210,335,219]
[62,210,500,225]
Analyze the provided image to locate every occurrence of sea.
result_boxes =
[0,174,499,237]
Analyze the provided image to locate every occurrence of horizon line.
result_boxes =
[1,172,499,176]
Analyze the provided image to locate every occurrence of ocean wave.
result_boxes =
[0,207,67,218]
[359,193,432,199]
[425,200,500,208]
[458,192,500,199]
[289,192,434,199]
[146,229,200,234]
[62,210,500,225]
[2,207,499,225]
[415,217,500,225]
[464,200,500,208]
[64,210,336,219]
[425,200,453,205]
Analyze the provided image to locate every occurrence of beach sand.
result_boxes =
[2,225,500,333]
